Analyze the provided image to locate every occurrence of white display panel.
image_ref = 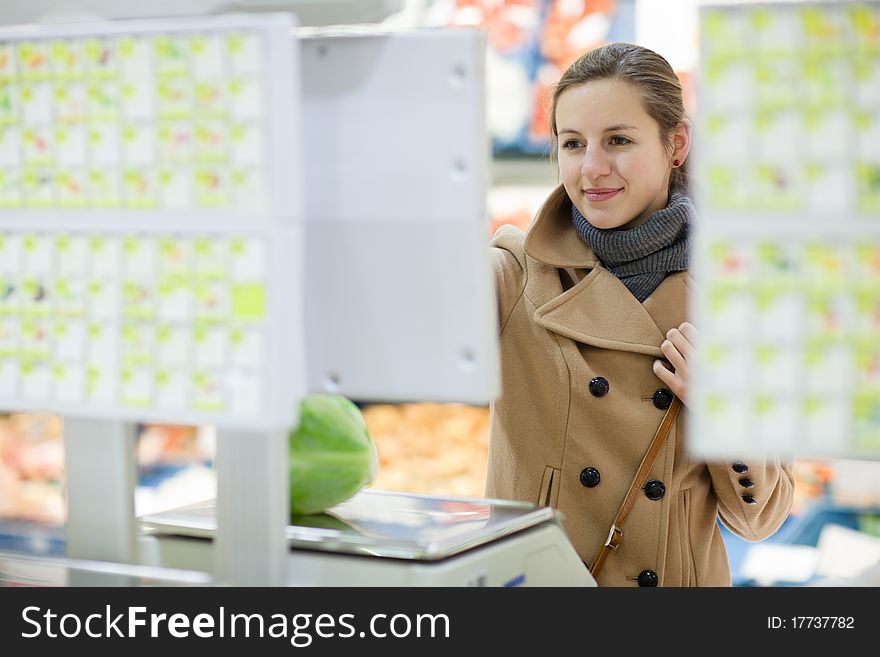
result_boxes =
[0,15,304,431]
[0,231,269,414]
[301,29,500,404]
[0,26,271,210]
[691,1,880,460]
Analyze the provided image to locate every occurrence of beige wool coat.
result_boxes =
[487,184,795,587]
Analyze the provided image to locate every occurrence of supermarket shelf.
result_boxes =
[491,157,558,188]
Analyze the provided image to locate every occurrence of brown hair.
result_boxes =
[549,42,690,192]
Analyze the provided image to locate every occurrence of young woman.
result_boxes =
[487,43,793,586]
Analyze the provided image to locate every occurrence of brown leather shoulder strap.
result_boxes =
[589,396,682,580]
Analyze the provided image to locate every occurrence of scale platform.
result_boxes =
[139,489,596,586]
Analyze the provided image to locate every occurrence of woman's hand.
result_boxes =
[653,322,698,407]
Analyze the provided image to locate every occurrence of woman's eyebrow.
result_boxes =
[558,124,640,135]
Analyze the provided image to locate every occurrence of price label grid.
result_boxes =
[0,29,270,210]
[693,1,880,459]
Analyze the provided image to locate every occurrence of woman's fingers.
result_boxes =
[652,358,684,399]
[661,335,688,378]
[665,326,693,363]
[678,321,699,345]
[653,322,698,405]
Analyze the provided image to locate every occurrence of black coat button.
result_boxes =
[739,477,755,488]
[644,480,666,500]
[742,494,757,504]
[732,462,749,473]
[579,467,601,488]
[652,388,673,410]
[589,377,609,397]
[637,570,658,587]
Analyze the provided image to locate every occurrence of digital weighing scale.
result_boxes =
[139,489,597,586]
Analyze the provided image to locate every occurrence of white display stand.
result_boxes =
[0,11,571,586]
[0,14,306,585]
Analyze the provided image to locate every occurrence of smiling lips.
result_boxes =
[584,188,622,202]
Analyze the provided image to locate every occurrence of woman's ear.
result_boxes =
[671,120,692,165]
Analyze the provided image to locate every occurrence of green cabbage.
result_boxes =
[289,394,378,515]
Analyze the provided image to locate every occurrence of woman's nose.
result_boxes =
[581,146,611,180]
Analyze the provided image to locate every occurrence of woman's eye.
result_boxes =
[610,135,631,146]
[561,139,583,150]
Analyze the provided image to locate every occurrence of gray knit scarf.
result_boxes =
[571,189,694,302]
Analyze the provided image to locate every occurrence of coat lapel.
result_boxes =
[533,266,667,357]
[524,184,685,357]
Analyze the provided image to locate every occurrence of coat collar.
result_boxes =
[524,184,686,357]
[523,184,598,268]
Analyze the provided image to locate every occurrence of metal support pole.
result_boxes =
[63,417,138,565]
[215,427,289,585]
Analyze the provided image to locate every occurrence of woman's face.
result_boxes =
[556,78,682,231]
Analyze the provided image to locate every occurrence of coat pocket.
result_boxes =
[537,466,561,508]
[678,489,698,587]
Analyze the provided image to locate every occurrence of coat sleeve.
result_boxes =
[489,224,527,333]
[709,457,795,542]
